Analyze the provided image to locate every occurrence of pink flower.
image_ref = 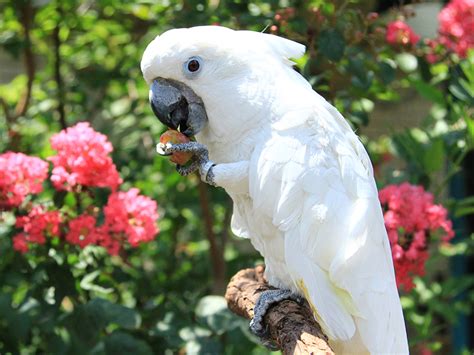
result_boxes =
[66,214,101,248]
[418,344,433,355]
[386,20,420,46]
[14,206,62,251]
[95,227,121,256]
[49,122,122,191]
[367,12,379,22]
[0,152,49,209]
[12,233,29,253]
[438,0,474,57]
[101,188,159,253]
[424,39,444,64]
[379,183,454,291]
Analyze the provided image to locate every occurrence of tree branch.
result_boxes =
[1,0,35,125]
[219,196,233,250]
[225,266,334,355]
[2,0,35,150]
[0,98,12,125]
[53,3,67,129]
[197,179,226,294]
[14,0,35,119]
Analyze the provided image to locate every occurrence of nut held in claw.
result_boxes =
[157,129,193,165]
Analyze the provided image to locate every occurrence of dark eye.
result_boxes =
[183,56,202,77]
[187,59,200,72]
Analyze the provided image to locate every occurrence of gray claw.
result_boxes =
[250,289,302,351]
[161,142,216,186]
[176,157,200,176]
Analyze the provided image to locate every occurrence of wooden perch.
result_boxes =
[225,265,335,355]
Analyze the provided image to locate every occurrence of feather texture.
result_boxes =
[141,26,409,354]
[246,97,408,354]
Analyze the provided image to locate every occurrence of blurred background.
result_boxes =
[0,0,473,354]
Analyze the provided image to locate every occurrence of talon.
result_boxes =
[156,136,217,186]
[176,158,200,176]
[250,289,300,351]
[156,143,172,156]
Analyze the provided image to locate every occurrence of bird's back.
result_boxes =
[230,88,408,353]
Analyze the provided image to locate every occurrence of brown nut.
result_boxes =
[158,130,193,165]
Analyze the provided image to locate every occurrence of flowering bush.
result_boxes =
[0,152,48,209]
[380,183,454,291]
[0,0,473,354]
[103,189,159,250]
[13,206,62,253]
[49,122,122,191]
[438,0,474,58]
[386,20,420,47]
[65,214,100,248]
[1,122,159,256]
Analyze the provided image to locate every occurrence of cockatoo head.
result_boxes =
[141,26,305,142]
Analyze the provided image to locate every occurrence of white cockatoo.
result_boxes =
[141,26,409,354]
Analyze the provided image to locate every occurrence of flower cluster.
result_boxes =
[63,189,160,255]
[66,214,101,248]
[49,122,122,191]
[103,189,159,251]
[4,122,159,256]
[379,183,454,291]
[13,206,61,253]
[438,0,474,58]
[385,20,420,46]
[423,38,443,64]
[0,152,48,210]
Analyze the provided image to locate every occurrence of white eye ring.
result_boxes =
[183,56,202,78]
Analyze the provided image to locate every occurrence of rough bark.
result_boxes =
[225,265,334,355]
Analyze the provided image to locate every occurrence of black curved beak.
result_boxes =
[149,78,208,137]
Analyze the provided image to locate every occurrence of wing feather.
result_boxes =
[250,101,408,354]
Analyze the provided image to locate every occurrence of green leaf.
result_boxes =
[64,298,141,349]
[454,206,474,218]
[195,295,227,318]
[0,293,34,342]
[391,131,425,170]
[179,326,212,342]
[64,303,105,348]
[195,295,237,334]
[318,29,345,62]
[110,98,132,117]
[88,298,142,330]
[347,55,374,90]
[80,270,113,294]
[449,82,472,102]
[347,56,365,79]
[351,71,374,91]
[464,117,474,147]
[185,338,222,355]
[395,53,418,73]
[104,331,153,355]
[379,61,396,84]
[411,80,445,105]
[422,138,445,173]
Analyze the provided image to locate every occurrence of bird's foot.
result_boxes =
[250,289,303,350]
[161,142,216,186]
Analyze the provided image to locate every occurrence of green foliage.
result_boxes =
[0,0,473,354]
[318,29,345,62]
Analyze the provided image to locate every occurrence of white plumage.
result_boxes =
[142,26,409,354]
